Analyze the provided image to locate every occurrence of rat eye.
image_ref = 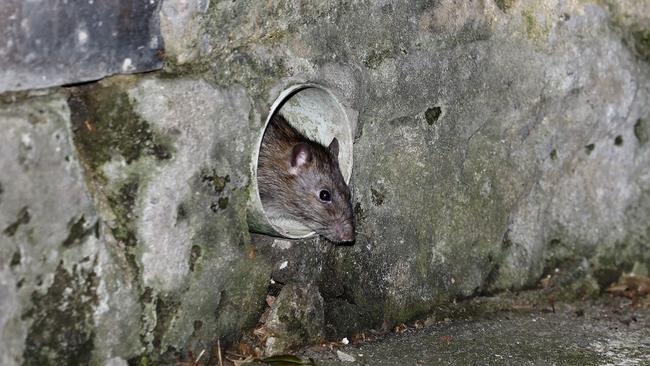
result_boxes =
[319,189,331,202]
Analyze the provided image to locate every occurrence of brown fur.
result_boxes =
[257,114,354,242]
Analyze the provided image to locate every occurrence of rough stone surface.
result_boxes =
[0,76,273,365]
[304,296,650,366]
[2,0,650,362]
[252,234,331,286]
[0,0,163,93]
[69,76,271,363]
[0,92,138,365]
[184,0,650,341]
[263,283,325,355]
[160,0,210,64]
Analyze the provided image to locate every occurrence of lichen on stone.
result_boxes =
[23,260,99,366]
[424,106,442,126]
[61,215,98,247]
[3,206,31,237]
[495,0,517,13]
[69,85,174,178]
[634,118,648,145]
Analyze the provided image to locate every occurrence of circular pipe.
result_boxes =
[247,83,354,238]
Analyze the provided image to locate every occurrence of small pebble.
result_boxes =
[337,350,356,362]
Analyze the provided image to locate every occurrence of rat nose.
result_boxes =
[334,222,354,242]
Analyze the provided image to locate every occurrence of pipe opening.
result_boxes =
[248,84,354,239]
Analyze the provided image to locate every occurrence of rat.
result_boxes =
[257,113,355,243]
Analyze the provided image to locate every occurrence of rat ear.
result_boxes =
[289,143,312,174]
[328,137,339,160]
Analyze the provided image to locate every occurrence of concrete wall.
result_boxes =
[1,0,649,364]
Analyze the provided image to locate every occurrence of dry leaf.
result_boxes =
[393,323,408,333]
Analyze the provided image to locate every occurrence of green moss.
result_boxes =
[98,173,146,286]
[614,135,623,146]
[10,250,21,267]
[218,197,229,209]
[201,170,230,193]
[606,1,650,64]
[62,215,97,247]
[213,175,230,192]
[364,48,394,70]
[353,202,366,223]
[3,206,31,237]
[424,107,442,126]
[634,118,648,145]
[631,29,650,63]
[23,261,98,366]
[523,10,536,35]
[176,202,188,222]
[370,188,385,206]
[127,354,150,366]
[152,294,182,350]
[106,177,140,248]
[188,245,202,272]
[522,8,550,43]
[495,0,517,12]
[263,30,290,43]
[70,87,174,177]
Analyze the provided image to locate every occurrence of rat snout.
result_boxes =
[333,221,355,243]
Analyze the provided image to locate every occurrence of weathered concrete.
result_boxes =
[263,283,325,355]
[0,76,273,365]
[0,92,135,365]
[1,0,650,362]
[303,296,650,366]
[68,76,272,364]
[160,0,210,65]
[185,0,650,338]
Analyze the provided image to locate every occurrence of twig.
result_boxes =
[194,349,205,366]
[225,351,245,358]
[218,339,223,366]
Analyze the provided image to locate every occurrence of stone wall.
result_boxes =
[1,0,649,364]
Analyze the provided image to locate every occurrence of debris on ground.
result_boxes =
[335,350,355,362]
[607,273,650,306]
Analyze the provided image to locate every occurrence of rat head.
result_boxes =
[284,137,355,243]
